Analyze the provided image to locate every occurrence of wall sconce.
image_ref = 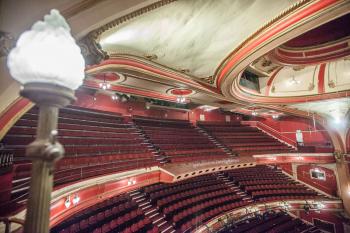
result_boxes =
[72,194,80,205]
[64,196,71,208]
[111,95,118,101]
[127,179,136,186]
[316,202,325,210]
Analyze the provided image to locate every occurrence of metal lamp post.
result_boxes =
[7,10,85,233]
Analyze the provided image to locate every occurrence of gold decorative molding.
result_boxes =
[79,0,177,66]
[89,0,177,40]
[61,0,105,19]
[334,151,344,162]
[215,0,312,79]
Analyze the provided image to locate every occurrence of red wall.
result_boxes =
[50,169,174,227]
[260,116,332,147]
[279,163,293,175]
[75,91,189,120]
[74,90,235,123]
[299,210,344,233]
[189,108,241,125]
[297,164,337,196]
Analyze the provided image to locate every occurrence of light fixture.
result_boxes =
[127,179,136,186]
[282,201,291,211]
[333,115,342,124]
[252,111,258,116]
[7,9,85,233]
[99,81,111,90]
[288,76,301,85]
[111,95,118,101]
[313,167,321,173]
[316,202,325,210]
[272,114,279,119]
[176,96,186,104]
[64,196,71,208]
[72,194,80,205]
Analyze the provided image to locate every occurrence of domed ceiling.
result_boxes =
[81,0,350,125]
[98,0,297,79]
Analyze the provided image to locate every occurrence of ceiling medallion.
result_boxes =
[168,88,194,96]
[86,72,127,87]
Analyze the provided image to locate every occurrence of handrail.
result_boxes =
[0,151,13,168]
[0,217,24,233]
[242,121,297,148]
[0,160,157,211]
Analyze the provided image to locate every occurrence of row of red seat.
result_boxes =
[157,183,227,208]
[7,126,140,139]
[134,116,229,162]
[224,211,321,233]
[174,197,248,231]
[177,200,250,232]
[52,193,156,233]
[163,189,240,216]
[224,166,322,201]
[245,184,305,192]
[144,174,218,196]
[51,165,326,233]
[199,123,294,156]
[251,188,317,198]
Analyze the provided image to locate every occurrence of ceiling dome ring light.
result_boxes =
[167,88,195,104]
[86,72,126,90]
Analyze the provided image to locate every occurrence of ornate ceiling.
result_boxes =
[80,0,350,126]
[98,0,297,80]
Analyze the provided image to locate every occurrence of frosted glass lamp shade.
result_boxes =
[7,9,85,90]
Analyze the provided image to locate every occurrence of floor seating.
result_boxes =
[142,173,248,231]
[133,116,229,162]
[218,211,321,233]
[224,165,321,201]
[51,194,156,233]
[51,165,327,233]
[198,122,294,156]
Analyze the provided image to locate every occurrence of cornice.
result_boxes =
[61,0,105,19]
[89,0,177,39]
[78,0,177,65]
[214,0,313,85]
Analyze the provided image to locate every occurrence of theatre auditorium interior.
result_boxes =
[1,1,350,233]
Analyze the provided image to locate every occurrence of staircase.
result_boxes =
[216,172,253,204]
[130,121,169,164]
[196,126,236,157]
[128,190,175,233]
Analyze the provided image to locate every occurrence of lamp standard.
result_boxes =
[7,10,85,233]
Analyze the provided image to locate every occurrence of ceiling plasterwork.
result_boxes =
[289,97,350,121]
[96,0,297,82]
